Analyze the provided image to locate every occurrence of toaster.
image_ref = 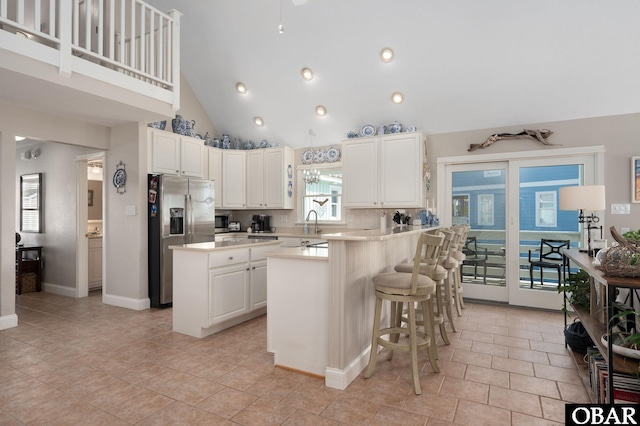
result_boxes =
[228,221,241,232]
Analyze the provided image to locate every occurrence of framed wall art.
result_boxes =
[633,156,640,203]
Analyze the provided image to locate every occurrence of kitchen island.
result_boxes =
[266,225,437,389]
[170,239,280,338]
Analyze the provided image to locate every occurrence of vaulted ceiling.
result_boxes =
[146,0,640,149]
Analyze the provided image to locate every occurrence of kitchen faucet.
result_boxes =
[305,210,321,234]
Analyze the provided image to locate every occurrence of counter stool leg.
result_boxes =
[434,283,450,344]
[364,296,383,379]
[443,276,458,332]
[424,298,440,369]
[407,302,421,395]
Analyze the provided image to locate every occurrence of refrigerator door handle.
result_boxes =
[188,194,194,235]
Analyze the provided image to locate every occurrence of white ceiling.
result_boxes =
[10,0,640,149]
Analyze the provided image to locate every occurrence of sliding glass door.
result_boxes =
[440,148,603,310]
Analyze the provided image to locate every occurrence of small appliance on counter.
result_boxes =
[228,221,241,232]
[215,215,229,233]
[251,215,272,233]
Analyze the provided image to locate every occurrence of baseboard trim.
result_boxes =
[102,293,150,311]
[42,282,77,298]
[325,345,371,390]
[0,314,18,330]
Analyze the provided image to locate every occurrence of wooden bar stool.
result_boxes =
[450,225,469,316]
[395,228,454,341]
[364,232,444,395]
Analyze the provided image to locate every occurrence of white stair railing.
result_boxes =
[0,0,179,103]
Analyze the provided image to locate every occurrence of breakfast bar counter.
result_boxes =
[266,225,438,389]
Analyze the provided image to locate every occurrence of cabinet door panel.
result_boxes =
[250,261,267,310]
[208,265,249,326]
[264,149,283,208]
[180,137,205,178]
[343,139,378,207]
[246,151,264,208]
[207,148,222,208]
[222,151,246,208]
[379,133,424,207]
[151,131,181,175]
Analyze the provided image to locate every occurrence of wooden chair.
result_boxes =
[365,232,443,394]
[461,236,488,285]
[528,239,570,288]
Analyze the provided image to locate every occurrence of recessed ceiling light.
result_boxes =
[236,82,247,94]
[15,136,25,141]
[254,116,264,126]
[315,105,327,116]
[391,92,404,104]
[301,67,314,81]
[380,47,394,63]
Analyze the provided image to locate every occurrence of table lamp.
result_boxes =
[559,185,606,256]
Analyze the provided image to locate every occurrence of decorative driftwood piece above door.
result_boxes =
[468,129,557,152]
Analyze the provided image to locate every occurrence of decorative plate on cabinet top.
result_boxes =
[325,146,341,163]
[302,149,314,164]
[314,148,326,163]
[361,124,376,137]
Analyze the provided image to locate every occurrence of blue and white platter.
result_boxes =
[361,124,376,137]
[325,146,341,163]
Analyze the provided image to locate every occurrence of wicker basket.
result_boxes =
[20,272,38,293]
[600,227,640,278]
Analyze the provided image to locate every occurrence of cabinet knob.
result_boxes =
[177,170,180,173]
[228,256,233,260]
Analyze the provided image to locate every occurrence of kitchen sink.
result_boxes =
[305,241,328,248]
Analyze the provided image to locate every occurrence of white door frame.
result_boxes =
[437,146,605,309]
[75,152,105,298]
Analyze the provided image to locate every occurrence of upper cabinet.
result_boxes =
[222,150,247,209]
[343,132,426,208]
[247,147,294,209]
[148,129,205,178]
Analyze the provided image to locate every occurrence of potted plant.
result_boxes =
[558,268,591,311]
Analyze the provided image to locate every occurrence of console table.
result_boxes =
[562,248,640,403]
[15,246,42,294]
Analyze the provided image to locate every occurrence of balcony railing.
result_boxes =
[0,0,180,108]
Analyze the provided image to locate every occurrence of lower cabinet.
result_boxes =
[88,237,102,290]
[172,243,278,338]
[250,260,267,310]
[207,264,249,327]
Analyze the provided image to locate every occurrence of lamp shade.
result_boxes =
[559,185,606,211]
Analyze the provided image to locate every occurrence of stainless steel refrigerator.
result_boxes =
[148,174,215,308]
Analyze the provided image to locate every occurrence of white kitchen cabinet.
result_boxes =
[249,260,267,310]
[207,263,249,327]
[222,150,246,208]
[246,150,264,208]
[206,148,222,208]
[88,237,102,290]
[148,128,205,178]
[246,147,294,209]
[342,132,425,208]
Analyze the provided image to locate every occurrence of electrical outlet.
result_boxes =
[611,203,631,215]
[126,205,136,216]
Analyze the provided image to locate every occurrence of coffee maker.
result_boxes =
[251,215,272,233]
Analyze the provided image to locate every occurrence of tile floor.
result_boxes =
[0,291,589,425]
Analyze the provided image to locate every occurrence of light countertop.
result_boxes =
[266,246,329,261]
[217,225,439,242]
[170,239,279,252]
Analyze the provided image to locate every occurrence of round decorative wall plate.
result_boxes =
[302,149,313,164]
[113,161,127,194]
[314,148,326,163]
[325,146,341,163]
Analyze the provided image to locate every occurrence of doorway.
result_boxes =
[76,153,105,298]
[438,146,605,310]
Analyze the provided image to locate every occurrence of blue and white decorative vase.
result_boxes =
[172,115,187,134]
[222,134,231,149]
[388,121,402,133]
